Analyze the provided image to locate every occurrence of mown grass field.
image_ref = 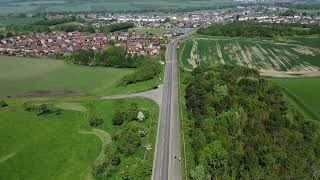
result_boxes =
[0,0,233,14]
[0,56,161,97]
[180,35,320,71]
[268,77,320,121]
[0,97,158,180]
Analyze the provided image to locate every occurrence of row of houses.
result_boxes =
[0,31,164,57]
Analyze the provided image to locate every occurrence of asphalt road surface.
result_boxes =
[152,37,182,180]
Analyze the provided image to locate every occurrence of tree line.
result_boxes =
[184,65,320,179]
[66,46,142,68]
[66,45,161,86]
[0,18,134,38]
[198,21,320,38]
[99,22,134,33]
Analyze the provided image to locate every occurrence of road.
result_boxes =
[152,37,182,180]
[101,32,191,180]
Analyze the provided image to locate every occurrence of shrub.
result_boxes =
[112,110,125,125]
[0,100,8,108]
[89,116,104,127]
[120,60,161,85]
[113,121,146,155]
[23,102,61,116]
[121,158,152,180]
[92,143,120,177]
[112,103,139,125]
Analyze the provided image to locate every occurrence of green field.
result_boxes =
[0,17,43,27]
[0,0,234,14]
[180,35,320,71]
[0,97,158,179]
[0,56,161,97]
[268,77,320,121]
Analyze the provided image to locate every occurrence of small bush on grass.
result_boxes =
[23,102,62,116]
[0,100,8,108]
[89,115,104,127]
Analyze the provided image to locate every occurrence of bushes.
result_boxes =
[120,60,161,85]
[113,121,146,155]
[67,46,142,68]
[23,102,61,116]
[92,143,120,177]
[0,100,8,108]
[112,103,149,155]
[99,22,134,33]
[93,103,152,178]
[112,103,139,125]
[89,115,104,127]
[121,158,152,180]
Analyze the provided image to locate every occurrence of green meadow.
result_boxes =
[269,77,320,121]
[0,56,161,97]
[0,97,158,179]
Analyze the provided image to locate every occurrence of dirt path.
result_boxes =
[0,153,16,163]
[79,128,112,180]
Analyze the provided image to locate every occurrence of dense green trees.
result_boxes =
[33,17,78,26]
[198,21,320,38]
[122,158,152,180]
[92,103,152,178]
[185,65,320,179]
[67,46,142,68]
[112,103,139,125]
[120,60,161,85]
[99,22,134,33]
[111,103,149,155]
[113,121,146,155]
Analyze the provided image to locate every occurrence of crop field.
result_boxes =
[0,56,161,97]
[0,0,234,14]
[180,36,320,72]
[0,97,158,179]
[268,77,320,121]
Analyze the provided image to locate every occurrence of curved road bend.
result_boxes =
[152,37,182,180]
